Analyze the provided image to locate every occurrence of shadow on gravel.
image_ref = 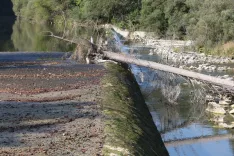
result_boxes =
[0,101,98,147]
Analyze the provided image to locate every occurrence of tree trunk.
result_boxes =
[103,51,234,91]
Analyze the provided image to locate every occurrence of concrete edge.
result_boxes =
[100,62,168,156]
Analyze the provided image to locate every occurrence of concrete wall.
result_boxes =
[101,63,169,156]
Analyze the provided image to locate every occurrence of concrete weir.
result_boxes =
[101,63,168,156]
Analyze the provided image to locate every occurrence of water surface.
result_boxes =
[0,18,100,52]
[112,31,234,156]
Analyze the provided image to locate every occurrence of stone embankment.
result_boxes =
[145,40,234,81]
[205,95,234,129]
[0,52,168,156]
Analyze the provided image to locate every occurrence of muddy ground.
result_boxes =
[0,53,106,156]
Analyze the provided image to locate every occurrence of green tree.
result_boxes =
[164,0,189,39]
[77,0,140,24]
[140,0,167,35]
[186,0,234,47]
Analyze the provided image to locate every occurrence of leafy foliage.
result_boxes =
[140,0,167,35]
[11,0,234,49]
[11,19,75,52]
[186,0,234,48]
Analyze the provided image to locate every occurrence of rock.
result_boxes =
[219,100,231,105]
[148,51,153,55]
[229,109,234,114]
[209,115,225,123]
[131,31,146,39]
[219,123,234,129]
[205,95,214,101]
[197,67,202,71]
[217,66,227,71]
[206,102,226,114]
[189,66,196,70]
[209,65,216,71]
[223,75,230,79]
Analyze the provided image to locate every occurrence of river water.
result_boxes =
[1,17,234,156]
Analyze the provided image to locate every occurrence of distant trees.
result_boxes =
[71,0,140,28]
[140,0,167,36]
[164,0,189,39]
[12,0,74,23]
[11,0,234,50]
[186,0,234,48]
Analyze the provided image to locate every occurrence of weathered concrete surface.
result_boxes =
[0,52,168,155]
[101,63,168,156]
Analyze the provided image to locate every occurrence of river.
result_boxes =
[1,17,234,156]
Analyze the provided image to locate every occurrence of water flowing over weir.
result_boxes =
[109,30,234,156]
[110,30,185,103]
[111,31,162,92]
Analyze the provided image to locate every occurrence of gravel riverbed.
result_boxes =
[0,53,105,156]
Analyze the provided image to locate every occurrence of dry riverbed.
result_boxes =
[0,59,105,156]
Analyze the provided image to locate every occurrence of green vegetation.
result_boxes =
[101,63,168,155]
[11,20,75,52]
[11,0,234,55]
[10,18,100,52]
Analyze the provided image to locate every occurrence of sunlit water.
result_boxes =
[1,17,234,156]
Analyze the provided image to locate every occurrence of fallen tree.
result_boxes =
[46,32,234,92]
[101,51,234,92]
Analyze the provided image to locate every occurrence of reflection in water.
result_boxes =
[142,63,234,156]
[1,18,102,52]
[142,62,234,156]
[167,139,234,156]
[110,30,234,156]
[0,16,15,51]
[11,20,75,52]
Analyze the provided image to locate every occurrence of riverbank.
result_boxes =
[108,25,234,82]
[0,52,168,155]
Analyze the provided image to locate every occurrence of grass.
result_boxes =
[172,41,234,58]
[212,42,234,57]
[197,42,234,57]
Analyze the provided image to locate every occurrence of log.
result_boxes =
[102,51,234,90]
